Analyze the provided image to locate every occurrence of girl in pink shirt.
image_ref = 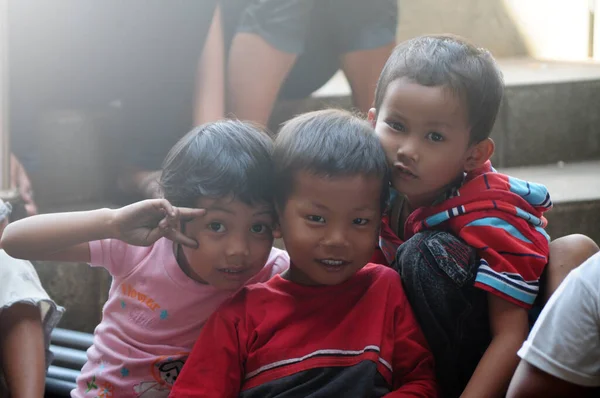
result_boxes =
[2,121,290,397]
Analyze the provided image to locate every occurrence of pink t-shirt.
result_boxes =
[72,238,289,398]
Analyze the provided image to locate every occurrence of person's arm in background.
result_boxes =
[194,4,224,125]
[0,303,45,398]
[460,295,529,398]
[507,253,600,398]
[10,153,37,216]
[508,361,595,398]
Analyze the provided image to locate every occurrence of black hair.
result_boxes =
[273,109,389,212]
[374,34,504,143]
[160,120,274,208]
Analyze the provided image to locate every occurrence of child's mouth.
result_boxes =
[395,164,418,179]
[218,267,249,279]
[317,259,350,272]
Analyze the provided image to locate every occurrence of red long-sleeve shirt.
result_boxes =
[170,263,437,397]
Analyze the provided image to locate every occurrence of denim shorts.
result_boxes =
[235,0,398,54]
[222,0,399,99]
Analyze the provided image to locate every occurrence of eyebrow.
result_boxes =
[308,201,376,213]
[385,111,407,121]
[207,206,274,217]
[310,202,330,211]
[426,121,453,129]
[386,110,455,129]
[352,206,378,213]
[206,205,235,215]
[253,210,275,217]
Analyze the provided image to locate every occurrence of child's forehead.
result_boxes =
[380,78,470,127]
[385,78,466,111]
[195,196,274,216]
[289,172,382,207]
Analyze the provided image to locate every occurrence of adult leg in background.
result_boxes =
[332,0,398,112]
[226,0,313,126]
[227,0,399,125]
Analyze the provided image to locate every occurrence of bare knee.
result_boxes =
[545,234,599,300]
[550,234,599,272]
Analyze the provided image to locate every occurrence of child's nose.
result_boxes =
[321,226,349,248]
[397,136,419,162]
[226,234,250,258]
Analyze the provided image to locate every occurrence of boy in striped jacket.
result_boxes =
[367,34,598,398]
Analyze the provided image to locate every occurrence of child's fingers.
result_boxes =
[158,217,170,230]
[156,202,180,231]
[178,207,206,222]
[145,226,169,246]
[147,198,176,220]
[166,228,199,249]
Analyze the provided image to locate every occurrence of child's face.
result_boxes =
[180,197,277,291]
[278,172,381,286]
[370,77,473,207]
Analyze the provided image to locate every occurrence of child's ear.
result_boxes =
[465,138,495,171]
[367,108,377,128]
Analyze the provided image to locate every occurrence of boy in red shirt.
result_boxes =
[171,109,437,397]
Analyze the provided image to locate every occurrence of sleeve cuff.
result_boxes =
[518,341,600,387]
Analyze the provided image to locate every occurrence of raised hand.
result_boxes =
[113,199,205,248]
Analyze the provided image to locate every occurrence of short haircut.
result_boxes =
[160,120,274,208]
[374,34,504,143]
[273,109,389,212]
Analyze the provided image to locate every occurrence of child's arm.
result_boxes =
[460,294,529,398]
[0,303,45,398]
[386,284,438,397]
[170,311,243,397]
[1,199,204,262]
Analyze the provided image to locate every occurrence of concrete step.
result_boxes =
[499,160,600,244]
[271,58,600,168]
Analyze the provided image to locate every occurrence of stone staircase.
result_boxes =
[29,57,600,333]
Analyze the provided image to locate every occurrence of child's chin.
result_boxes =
[214,278,248,291]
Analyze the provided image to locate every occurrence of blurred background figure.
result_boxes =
[9,153,37,217]
[9,0,223,200]
[8,0,398,202]
[0,198,64,397]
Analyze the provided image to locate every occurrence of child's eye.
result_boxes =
[306,215,325,223]
[386,121,406,132]
[353,218,369,226]
[426,132,445,142]
[250,224,270,234]
[207,222,226,233]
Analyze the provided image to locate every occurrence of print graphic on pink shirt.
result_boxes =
[132,355,187,397]
[122,284,162,312]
